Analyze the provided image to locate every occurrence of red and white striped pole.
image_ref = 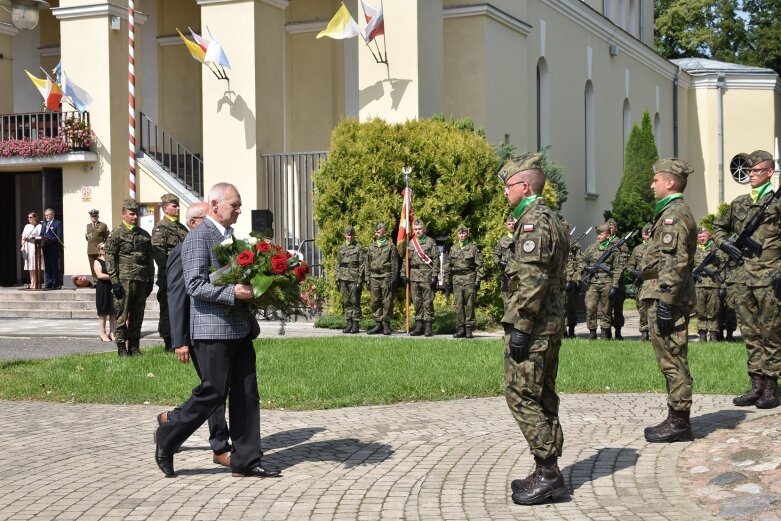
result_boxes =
[128,0,137,200]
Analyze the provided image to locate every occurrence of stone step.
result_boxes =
[0,309,161,319]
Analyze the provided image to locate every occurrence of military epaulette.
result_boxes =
[663,218,674,225]
[522,224,534,232]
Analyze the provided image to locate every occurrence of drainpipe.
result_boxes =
[716,74,726,203]
[673,67,679,157]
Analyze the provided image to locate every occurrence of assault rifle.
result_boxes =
[582,230,637,286]
[571,226,593,250]
[691,249,725,284]
[722,185,781,264]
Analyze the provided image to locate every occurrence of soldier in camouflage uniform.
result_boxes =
[366,222,398,335]
[641,158,697,443]
[713,150,781,409]
[626,223,652,341]
[105,199,154,356]
[562,221,584,338]
[581,223,621,339]
[85,209,109,283]
[720,262,738,341]
[151,194,189,351]
[444,224,484,338]
[400,219,440,337]
[607,219,630,340]
[492,215,515,313]
[693,228,724,342]
[335,225,365,334]
[498,153,569,506]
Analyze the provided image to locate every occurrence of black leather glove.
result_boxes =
[509,328,532,363]
[718,287,727,300]
[576,281,584,293]
[430,276,438,290]
[112,283,125,300]
[390,279,397,293]
[336,280,343,292]
[720,240,743,263]
[565,281,574,293]
[497,260,507,272]
[656,301,674,337]
[445,282,453,293]
[354,282,362,292]
[608,287,618,300]
[399,275,408,287]
[473,281,480,291]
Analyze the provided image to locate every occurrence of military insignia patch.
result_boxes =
[522,240,536,252]
[662,233,673,244]
[664,218,674,225]
[522,224,535,232]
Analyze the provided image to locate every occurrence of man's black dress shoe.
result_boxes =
[154,427,176,477]
[231,465,281,478]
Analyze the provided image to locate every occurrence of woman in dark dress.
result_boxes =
[93,242,116,341]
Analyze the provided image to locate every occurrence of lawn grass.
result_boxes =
[0,337,750,410]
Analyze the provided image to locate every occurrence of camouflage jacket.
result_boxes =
[692,242,723,289]
[401,236,440,283]
[366,238,398,281]
[151,217,189,288]
[492,234,514,268]
[640,197,697,305]
[445,241,484,286]
[581,239,623,287]
[713,191,781,287]
[85,221,109,255]
[565,246,584,283]
[335,241,365,282]
[105,224,154,284]
[501,198,567,334]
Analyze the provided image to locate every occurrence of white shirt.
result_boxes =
[206,216,233,240]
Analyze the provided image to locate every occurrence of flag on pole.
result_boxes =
[361,0,384,42]
[396,187,413,256]
[203,28,231,69]
[25,69,63,111]
[59,71,93,114]
[317,3,361,40]
[177,28,206,63]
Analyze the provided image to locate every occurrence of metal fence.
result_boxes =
[0,110,88,142]
[261,151,327,277]
[139,112,204,197]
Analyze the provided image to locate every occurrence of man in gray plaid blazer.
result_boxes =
[154,183,280,479]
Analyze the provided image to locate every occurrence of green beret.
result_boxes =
[697,226,709,234]
[374,222,386,232]
[653,157,693,178]
[413,219,426,228]
[596,223,610,233]
[456,223,468,233]
[498,152,544,183]
[747,150,774,166]
[607,218,617,228]
[122,198,139,211]
[161,193,179,205]
[505,214,515,224]
[344,225,355,235]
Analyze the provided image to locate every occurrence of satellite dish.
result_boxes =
[729,153,751,184]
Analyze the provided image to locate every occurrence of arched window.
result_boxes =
[536,58,549,150]
[585,81,596,194]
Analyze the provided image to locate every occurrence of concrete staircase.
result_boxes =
[0,286,160,319]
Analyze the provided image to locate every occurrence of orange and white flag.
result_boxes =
[396,187,412,256]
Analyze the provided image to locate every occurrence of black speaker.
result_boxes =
[252,209,274,238]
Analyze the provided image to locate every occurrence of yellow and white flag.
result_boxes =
[317,3,360,40]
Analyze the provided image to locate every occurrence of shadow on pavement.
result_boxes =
[261,427,326,451]
[266,437,394,471]
[692,409,750,438]
[564,447,639,492]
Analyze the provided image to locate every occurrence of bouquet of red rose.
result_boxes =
[210,235,310,318]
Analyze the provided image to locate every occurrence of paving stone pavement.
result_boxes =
[0,394,778,521]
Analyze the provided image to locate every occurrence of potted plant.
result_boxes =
[59,115,93,151]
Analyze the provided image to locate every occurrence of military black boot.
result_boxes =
[163,336,173,352]
[726,330,735,341]
[382,321,392,335]
[600,327,612,340]
[349,320,361,334]
[453,327,466,339]
[614,328,623,341]
[733,374,765,406]
[644,407,692,443]
[511,457,568,505]
[342,319,352,333]
[567,325,575,338]
[424,321,434,337]
[117,341,128,357]
[367,322,383,335]
[589,329,597,340]
[756,377,779,409]
[698,330,708,342]
[709,331,722,341]
[409,321,425,336]
[639,331,649,341]
[129,339,142,356]
[465,327,474,339]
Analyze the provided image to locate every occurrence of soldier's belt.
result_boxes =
[451,269,475,275]
[641,270,659,281]
[759,248,781,261]
[339,263,360,268]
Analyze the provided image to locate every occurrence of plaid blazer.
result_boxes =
[182,219,253,340]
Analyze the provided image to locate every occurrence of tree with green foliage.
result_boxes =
[741,0,781,75]
[655,0,747,61]
[699,202,730,232]
[610,112,659,234]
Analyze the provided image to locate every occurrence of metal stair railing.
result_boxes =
[139,112,203,197]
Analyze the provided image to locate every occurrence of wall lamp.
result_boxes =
[0,0,50,31]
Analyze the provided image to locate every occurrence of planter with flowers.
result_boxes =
[59,115,93,151]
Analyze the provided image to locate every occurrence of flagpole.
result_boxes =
[380,0,387,63]
[402,166,411,334]
[128,0,137,200]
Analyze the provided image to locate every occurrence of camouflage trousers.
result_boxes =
[722,284,738,332]
[735,285,781,378]
[500,289,512,315]
[564,290,578,327]
[503,326,563,460]
[585,284,613,330]
[114,279,149,342]
[453,283,476,328]
[646,300,693,411]
[695,286,721,332]
[636,296,649,332]
[369,277,394,322]
[157,289,170,339]
[410,282,435,321]
[339,281,362,321]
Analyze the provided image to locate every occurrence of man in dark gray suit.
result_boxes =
[166,201,232,467]
[154,183,279,478]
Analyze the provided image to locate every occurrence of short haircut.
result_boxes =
[515,168,545,194]
[45,208,55,214]
[208,182,238,204]
[186,202,208,220]
[661,171,687,192]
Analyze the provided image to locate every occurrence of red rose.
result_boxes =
[300,261,310,274]
[272,244,284,253]
[293,266,307,282]
[284,250,293,259]
[256,242,272,253]
[271,254,288,274]
[237,250,255,267]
